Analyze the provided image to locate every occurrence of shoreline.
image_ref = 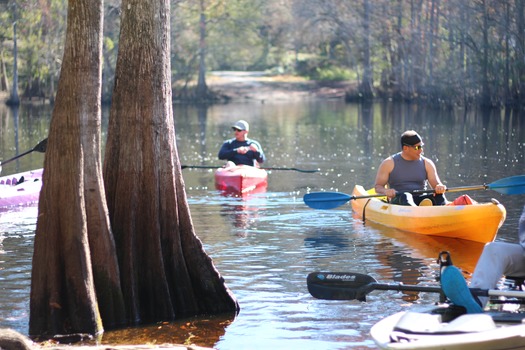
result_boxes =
[204,71,353,102]
[0,72,354,105]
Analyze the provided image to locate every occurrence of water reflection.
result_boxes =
[219,192,267,236]
[99,313,236,348]
[303,228,350,252]
[0,101,524,349]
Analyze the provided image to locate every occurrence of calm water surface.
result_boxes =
[0,101,524,349]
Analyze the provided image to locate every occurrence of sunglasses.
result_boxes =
[232,128,242,132]
[404,143,424,150]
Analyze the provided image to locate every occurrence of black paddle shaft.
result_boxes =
[181,164,319,173]
[0,138,48,166]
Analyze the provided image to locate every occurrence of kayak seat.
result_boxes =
[446,194,477,206]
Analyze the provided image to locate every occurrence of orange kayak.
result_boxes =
[215,165,267,195]
[350,185,506,243]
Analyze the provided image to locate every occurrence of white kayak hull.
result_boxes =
[371,311,525,350]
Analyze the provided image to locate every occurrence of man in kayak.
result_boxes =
[218,120,266,167]
[374,130,447,206]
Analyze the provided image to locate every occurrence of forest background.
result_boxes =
[1,0,525,108]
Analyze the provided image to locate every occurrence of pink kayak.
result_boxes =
[215,165,267,195]
[0,168,43,209]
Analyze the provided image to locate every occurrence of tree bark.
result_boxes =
[359,0,374,99]
[196,10,209,100]
[104,0,239,325]
[30,0,124,337]
[7,22,19,105]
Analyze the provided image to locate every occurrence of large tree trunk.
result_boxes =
[196,11,209,99]
[7,22,19,105]
[104,0,239,325]
[30,0,125,337]
[480,0,492,106]
[359,0,374,99]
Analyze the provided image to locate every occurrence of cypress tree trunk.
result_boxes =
[104,0,238,325]
[30,0,125,337]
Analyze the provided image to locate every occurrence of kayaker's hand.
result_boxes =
[248,144,259,152]
[434,184,446,194]
[237,147,248,154]
[385,188,396,198]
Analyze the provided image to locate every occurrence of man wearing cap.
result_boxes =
[374,130,447,206]
[218,120,266,167]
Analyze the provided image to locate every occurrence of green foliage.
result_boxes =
[314,66,353,82]
[295,56,355,82]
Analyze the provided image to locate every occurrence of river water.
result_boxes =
[0,100,524,349]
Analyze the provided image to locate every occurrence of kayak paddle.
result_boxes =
[307,272,525,301]
[0,138,48,166]
[181,164,319,173]
[304,174,525,210]
[303,192,386,210]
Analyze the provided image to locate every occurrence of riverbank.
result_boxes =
[1,72,355,105]
[204,71,353,102]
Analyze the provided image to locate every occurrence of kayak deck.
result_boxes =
[215,165,267,194]
[371,308,525,350]
[350,185,506,243]
[0,168,43,209]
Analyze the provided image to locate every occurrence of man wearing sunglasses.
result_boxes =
[218,119,266,167]
[374,130,447,206]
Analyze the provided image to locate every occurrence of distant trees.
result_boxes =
[2,0,525,107]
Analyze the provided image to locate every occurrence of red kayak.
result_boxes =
[215,165,267,195]
[0,168,43,209]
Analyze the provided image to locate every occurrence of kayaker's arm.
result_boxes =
[246,140,265,164]
[218,140,237,160]
[374,157,396,199]
[424,157,447,194]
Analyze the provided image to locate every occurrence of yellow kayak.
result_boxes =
[350,185,506,243]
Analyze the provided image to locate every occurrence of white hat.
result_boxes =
[232,120,249,131]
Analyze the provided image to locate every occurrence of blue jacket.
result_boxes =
[218,138,266,166]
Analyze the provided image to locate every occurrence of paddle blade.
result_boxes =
[303,192,351,210]
[487,175,525,195]
[307,272,378,301]
[33,138,48,153]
